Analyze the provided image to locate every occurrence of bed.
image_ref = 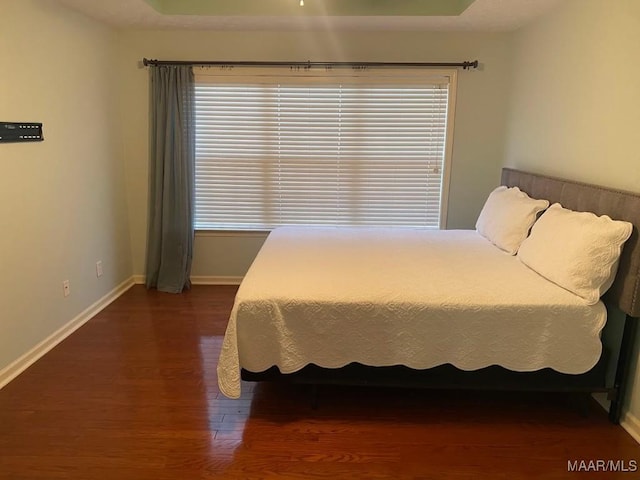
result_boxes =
[217,168,640,424]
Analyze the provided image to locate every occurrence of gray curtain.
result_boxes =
[145,65,195,293]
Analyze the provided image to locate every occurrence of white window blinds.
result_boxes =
[194,69,456,230]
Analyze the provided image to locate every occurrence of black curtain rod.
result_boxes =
[142,58,479,70]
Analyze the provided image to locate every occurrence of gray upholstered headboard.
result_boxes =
[501,168,640,318]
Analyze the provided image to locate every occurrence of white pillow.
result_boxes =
[476,186,549,255]
[517,203,633,305]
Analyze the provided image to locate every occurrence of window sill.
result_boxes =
[195,230,270,238]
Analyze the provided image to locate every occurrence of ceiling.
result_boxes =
[55,0,564,31]
[141,0,477,16]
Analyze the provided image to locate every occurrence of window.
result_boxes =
[194,68,456,230]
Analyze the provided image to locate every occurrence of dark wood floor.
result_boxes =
[1,285,639,479]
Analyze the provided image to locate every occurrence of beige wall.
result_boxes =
[505,0,640,422]
[505,0,640,190]
[0,1,132,372]
[117,29,514,277]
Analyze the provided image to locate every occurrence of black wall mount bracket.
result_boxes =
[0,122,44,143]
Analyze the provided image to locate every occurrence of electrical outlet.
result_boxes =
[63,280,70,297]
[96,261,103,278]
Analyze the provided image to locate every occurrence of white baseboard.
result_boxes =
[191,276,243,285]
[592,393,640,445]
[133,275,243,286]
[623,411,640,444]
[0,276,135,390]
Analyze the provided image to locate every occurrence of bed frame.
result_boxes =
[241,168,640,424]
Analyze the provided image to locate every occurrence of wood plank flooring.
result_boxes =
[1,285,639,479]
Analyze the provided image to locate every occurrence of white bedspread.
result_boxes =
[217,227,607,399]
